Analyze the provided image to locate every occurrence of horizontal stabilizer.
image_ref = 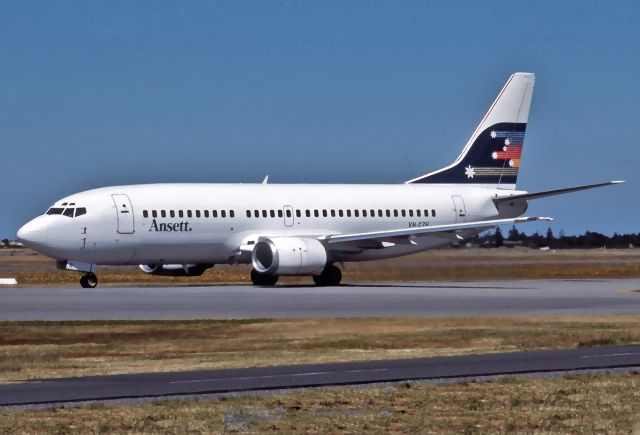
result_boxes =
[493,180,624,203]
[324,216,552,245]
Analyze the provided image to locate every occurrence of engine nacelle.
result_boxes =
[252,237,327,275]
[138,264,212,277]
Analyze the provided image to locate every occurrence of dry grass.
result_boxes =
[2,373,639,433]
[4,248,640,286]
[1,316,639,383]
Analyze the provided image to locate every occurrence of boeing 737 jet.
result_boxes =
[17,73,622,288]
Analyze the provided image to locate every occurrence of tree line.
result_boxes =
[476,227,640,249]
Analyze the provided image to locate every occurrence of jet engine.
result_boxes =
[138,264,212,277]
[252,237,327,275]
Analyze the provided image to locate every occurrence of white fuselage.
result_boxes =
[18,183,526,267]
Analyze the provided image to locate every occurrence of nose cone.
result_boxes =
[17,217,49,248]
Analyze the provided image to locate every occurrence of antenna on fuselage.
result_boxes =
[262,175,269,184]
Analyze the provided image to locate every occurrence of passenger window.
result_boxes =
[204,210,209,218]
[262,210,267,218]
[378,210,383,217]
[230,210,235,218]
[278,210,283,218]
[314,210,319,218]
[143,210,148,218]
[305,210,311,218]
[331,210,336,217]
[221,210,226,218]
[179,210,184,218]
[213,210,218,218]
[170,210,176,218]
[322,210,327,217]
[196,210,201,218]
[161,210,166,218]
[417,210,421,217]
[409,210,414,217]
[393,210,398,217]
[152,210,158,218]
[186,210,192,218]
[347,210,352,217]
[254,210,259,218]
[432,209,436,217]
[286,209,292,218]
[296,210,301,218]
[63,208,74,217]
[386,210,391,217]
[401,210,406,217]
[339,210,344,217]
[75,207,87,217]
[362,210,367,217]
[270,210,276,218]
[354,210,359,217]
[246,210,251,218]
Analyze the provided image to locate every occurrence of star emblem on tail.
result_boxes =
[465,165,475,178]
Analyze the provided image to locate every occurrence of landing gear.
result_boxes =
[250,269,278,286]
[313,264,342,286]
[80,272,98,288]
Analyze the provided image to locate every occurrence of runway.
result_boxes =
[2,279,640,320]
[2,345,639,407]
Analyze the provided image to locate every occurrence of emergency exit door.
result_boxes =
[112,194,135,234]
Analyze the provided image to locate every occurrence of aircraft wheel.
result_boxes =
[313,264,342,286]
[80,272,98,289]
[250,269,278,286]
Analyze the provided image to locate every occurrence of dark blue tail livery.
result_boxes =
[407,73,535,189]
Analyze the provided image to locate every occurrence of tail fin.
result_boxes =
[406,72,535,189]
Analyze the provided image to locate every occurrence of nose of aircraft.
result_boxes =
[17,217,49,247]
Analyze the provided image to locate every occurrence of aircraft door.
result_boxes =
[451,195,466,223]
[112,194,135,234]
[283,205,295,227]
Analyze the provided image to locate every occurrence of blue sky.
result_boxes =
[1,1,638,237]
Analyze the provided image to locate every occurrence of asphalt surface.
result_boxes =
[2,345,639,406]
[1,279,640,319]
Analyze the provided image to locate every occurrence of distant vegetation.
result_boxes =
[477,227,640,249]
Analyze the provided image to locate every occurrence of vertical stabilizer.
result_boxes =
[407,72,535,189]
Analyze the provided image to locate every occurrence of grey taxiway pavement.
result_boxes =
[2,345,640,406]
[1,279,640,320]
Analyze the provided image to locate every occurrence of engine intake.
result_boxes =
[252,237,327,275]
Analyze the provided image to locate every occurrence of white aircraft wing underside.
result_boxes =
[322,216,552,245]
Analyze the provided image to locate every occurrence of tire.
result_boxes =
[80,272,98,288]
[250,269,278,286]
[313,264,342,286]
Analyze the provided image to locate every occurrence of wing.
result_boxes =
[322,216,552,245]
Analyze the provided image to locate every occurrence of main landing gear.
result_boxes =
[313,264,342,286]
[80,272,98,289]
[251,269,279,286]
[249,264,342,287]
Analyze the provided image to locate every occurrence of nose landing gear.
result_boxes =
[80,272,98,288]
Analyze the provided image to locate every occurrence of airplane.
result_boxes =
[17,72,622,288]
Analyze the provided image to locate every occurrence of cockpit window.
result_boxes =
[45,206,87,217]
